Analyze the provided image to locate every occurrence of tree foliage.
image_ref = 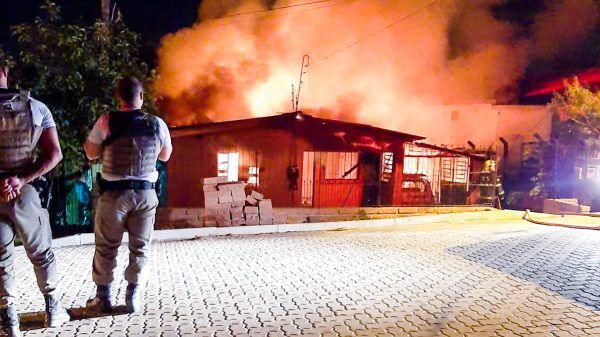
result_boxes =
[2,1,156,173]
[529,79,600,200]
[550,78,600,146]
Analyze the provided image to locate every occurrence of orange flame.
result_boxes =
[155,0,599,130]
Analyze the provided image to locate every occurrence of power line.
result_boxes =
[203,0,354,27]
[212,0,339,20]
[323,1,438,60]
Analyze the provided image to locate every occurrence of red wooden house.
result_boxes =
[166,112,470,208]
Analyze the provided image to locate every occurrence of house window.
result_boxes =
[324,152,359,180]
[248,166,260,186]
[380,152,394,182]
[218,153,239,182]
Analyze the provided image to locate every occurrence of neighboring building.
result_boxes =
[167,112,479,208]
[396,104,553,178]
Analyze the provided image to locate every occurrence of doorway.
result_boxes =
[361,152,380,206]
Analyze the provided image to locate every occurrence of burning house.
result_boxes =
[153,0,595,212]
[166,112,481,209]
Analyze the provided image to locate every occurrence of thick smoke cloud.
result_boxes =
[155,0,599,128]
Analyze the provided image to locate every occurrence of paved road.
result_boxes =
[10,220,600,336]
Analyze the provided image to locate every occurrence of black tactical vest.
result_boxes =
[101,110,162,177]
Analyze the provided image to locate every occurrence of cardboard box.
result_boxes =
[231,207,244,219]
[232,201,245,207]
[258,199,273,210]
[232,189,246,203]
[214,202,232,210]
[203,176,228,185]
[204,209,218,216]
[218,190,233,204]
[244,206,259,214]
[260,212,274,220]
[203,184,218,192]
[218,182,245,191]
[245,218,260,226]
[216,209,231,216]
[204,212,217,226]
[246,195,258,205]
[232,219,246,226]
[204,219,217,227]
[217,219,232,227]
[250,191,264,201]
[259,199,273,217]
[204,191,219,207]
[245,213,260,221]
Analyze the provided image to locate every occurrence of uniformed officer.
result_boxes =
[0,59,70,336]
[83,76,172,314]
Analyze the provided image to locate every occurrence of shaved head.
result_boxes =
[116,76,143,106]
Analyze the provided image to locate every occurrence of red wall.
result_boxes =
[168,129,312,208]
[168,129,407,208]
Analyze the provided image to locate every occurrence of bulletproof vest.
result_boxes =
[0,90,41,172]
[101,110,162,177]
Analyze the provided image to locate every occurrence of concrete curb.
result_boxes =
[42,210,545,249]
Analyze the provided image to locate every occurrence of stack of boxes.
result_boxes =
[202,177,277,227]
[244,206,259,226]
[259,199,274,225]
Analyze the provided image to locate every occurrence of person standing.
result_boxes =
[83,76,172,314]
[0,59,70,336]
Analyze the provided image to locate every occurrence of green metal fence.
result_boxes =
[49,162,167,236]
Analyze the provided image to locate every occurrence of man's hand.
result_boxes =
[6,176,25,194]
[0,177,22,202]
[20,127,63,185]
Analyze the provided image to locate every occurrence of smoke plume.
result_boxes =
[155,0,599,128]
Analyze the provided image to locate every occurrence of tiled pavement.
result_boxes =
[9,219,600,336]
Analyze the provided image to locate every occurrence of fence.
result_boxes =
[48,162,168,236]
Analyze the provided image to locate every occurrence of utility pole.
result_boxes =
[100,0,112,22]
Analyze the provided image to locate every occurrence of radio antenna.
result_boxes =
[290,84,295,112]
[294,55,310,112]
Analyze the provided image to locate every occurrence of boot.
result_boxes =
[0,306,21,337]
[125,283,142,313]
[85,285,112,314]
[44,294,70,328]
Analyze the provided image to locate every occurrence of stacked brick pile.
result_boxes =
[202,177,276,227]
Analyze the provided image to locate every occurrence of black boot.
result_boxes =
[125,283,142,313]
[44,294,70,328]
[0,306,21,337]
[85,285,112,314]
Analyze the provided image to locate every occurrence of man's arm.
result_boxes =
[158,146,172,162]
[157,118,172,162]
[83,139,102,160]
[5,127,64,194]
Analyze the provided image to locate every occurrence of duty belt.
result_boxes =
[98,178,155,193]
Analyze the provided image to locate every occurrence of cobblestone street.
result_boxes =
[11,219,600,336]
